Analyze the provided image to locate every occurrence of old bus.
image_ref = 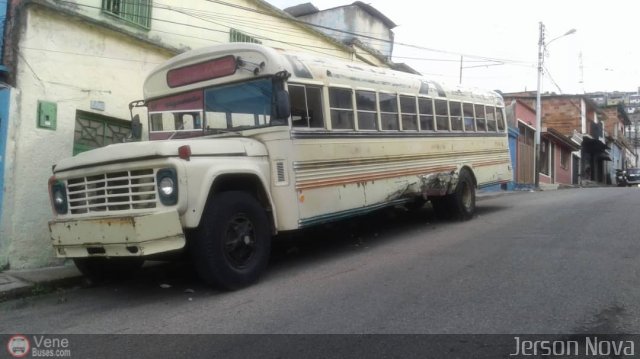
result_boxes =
[48,43,512,289]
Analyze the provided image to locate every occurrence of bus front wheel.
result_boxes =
[191,191,271,290]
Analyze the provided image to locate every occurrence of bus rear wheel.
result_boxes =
[191,191,271,290]
[430,170,476,221]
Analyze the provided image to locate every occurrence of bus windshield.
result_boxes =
[147,78,281,140]
[204,78,277,132]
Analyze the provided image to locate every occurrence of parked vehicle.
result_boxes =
[616,169,628,186]
[626,168,640,186]
[47,44,512,289]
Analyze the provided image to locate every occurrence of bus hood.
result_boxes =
[53,138,268,173]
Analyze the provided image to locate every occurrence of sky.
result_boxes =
[266,0,640,95]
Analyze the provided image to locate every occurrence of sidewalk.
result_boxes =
[0,265,83,302]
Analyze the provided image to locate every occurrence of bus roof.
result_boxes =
[143,43,503,107]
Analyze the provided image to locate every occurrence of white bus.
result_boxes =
[48,43,512,289]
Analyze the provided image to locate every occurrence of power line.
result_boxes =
[54,0,532,67]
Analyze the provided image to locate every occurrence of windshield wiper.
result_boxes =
[204,127,243,136]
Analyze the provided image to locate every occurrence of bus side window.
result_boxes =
[379,93,399,130]
[449,101,463,131]
[289,85,308,127]
[434,99,449,131]
[419,97,434,131]
[475,104,487,131]
[290,85,325,129]
[497,108,506,131]
[486,107,497,131]
[306,86,325,128]
[400,96,418,131]
[329,87,354,130]
[356,90,377,130]
[463,103,475,132]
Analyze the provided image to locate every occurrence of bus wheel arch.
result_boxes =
[430,167,476,221]
[450,167,476,220]
[191,190,271,289]
[203,173,276,234]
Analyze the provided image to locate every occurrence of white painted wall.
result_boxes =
[1,7,171,269]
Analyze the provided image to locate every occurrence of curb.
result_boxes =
[0,266,84,302]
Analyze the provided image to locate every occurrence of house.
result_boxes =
[284,1,394,62]
[601,103,634,183]
[503,93,607,186]
[0,0,388,269]
[504,98,580,188]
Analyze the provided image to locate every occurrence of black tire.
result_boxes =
[447,169,476,220]
[430,170,476,221]
[73,257,144,283]
[191,191,271,290]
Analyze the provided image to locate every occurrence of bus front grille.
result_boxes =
[66,169,157,214]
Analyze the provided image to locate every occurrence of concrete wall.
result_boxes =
[0,6,172,269]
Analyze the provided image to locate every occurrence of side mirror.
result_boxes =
[275,89,291,120]
[131,115,142,141]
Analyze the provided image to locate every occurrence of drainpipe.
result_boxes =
[0,0,7,73]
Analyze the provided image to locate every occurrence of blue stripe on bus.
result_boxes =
[298,198,409,228]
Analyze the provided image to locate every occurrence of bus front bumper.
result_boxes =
[49,211,186,258]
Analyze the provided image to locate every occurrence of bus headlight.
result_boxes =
[49,179,68,214]
[156,168,178,205]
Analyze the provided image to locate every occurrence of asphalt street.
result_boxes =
[2,187,640,336]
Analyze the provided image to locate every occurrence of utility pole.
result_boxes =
[534,22,545,189]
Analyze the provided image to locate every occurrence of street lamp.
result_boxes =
[534,23,576,189]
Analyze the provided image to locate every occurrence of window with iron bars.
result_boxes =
[229,28,262,44]
[102,0,152,28]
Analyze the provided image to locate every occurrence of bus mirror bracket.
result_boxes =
[130,115,143,141]
[128,100,145,142]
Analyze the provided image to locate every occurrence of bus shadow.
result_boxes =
[267,202,509,274]
[55,203,511,298]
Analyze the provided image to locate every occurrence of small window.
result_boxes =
[229,28,262,44]
[449,101,462,131]
[356,90,377,130]
[486,107,497,131]
[379,93,399,130]
[290,84,324,128]
[419,98,435,131]
[435,99,449,131]
[74,111,131,155]
[475,104,486,132]
[497,108,506,131]
[329,88,354,130]
[102,0,152,28]
[463,103,475,132]
[400,96,418,131]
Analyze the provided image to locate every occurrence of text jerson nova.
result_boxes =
[510,336,635,356]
